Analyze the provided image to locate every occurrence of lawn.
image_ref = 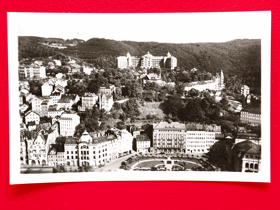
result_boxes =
[136,160,163,168]
[138,102,165,119]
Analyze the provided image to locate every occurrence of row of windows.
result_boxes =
[187,149,205,152]
[245,163,259,169]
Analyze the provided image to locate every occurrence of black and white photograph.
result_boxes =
[8,12,271,184]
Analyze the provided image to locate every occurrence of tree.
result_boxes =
[175,83,185,95]
[220,97,229,110]
[161,94,183,117]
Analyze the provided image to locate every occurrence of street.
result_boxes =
[93,151,136,172]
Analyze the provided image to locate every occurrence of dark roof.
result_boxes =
[241,108,261,114]
[48,144,65,154]
[65,137,78,145]
[136,134,150,142]
[237,133,259,139]
[232,140,261,156]
[27,121,36,126]
[58,94,77,103]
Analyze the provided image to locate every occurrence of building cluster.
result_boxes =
[240,109,261,125]
[117,52,177,70]
[184,70,224,92]
[20,127,133,167]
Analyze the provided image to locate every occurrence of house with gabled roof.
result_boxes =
[25,110,41,125]
[26,131,48,166]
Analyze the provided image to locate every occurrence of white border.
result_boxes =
[8,12,271,185]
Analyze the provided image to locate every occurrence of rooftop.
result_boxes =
[136,134,150,142]
[154,122,185,130]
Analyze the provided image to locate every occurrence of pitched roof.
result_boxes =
[58,94,77,103]
[232,140,261,156]
[154,122,185,130]
[65,137,78,145]
[136,134,150,142]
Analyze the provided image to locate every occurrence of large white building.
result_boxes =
[41,82,53,96]
[64,129,133,167]
[153,122,221,154]
[184,70,224,92]
[185,123,221,155]
[153,122,186,154]
[117,52,177,70]
[59,113,80,136]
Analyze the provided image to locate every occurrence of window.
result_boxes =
[255,164,258,170]
[71,151,73,154]
[250,163,254,169]
[245,163,249,168]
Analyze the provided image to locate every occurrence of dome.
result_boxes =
[79,130,92,143]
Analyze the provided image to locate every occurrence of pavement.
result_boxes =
[93,152,136,172]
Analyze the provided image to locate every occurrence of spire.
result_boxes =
[167,52,171,57]
[127,52,131,57]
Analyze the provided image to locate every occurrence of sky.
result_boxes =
[16,12,269,43]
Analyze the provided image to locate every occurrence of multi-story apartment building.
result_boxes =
[50,92,62,104]
[153,122,221,154]
[33,66,46,78]
[240,110,261,125]
[153,122,186,154]
[241,85,250,97]
[47,144,66,166]
[47,104,64,118]
[98,85,115,112]
[135,134,151,154]
[25,110,41,125]
[31,97,43,113]
[59,113,80,136]
[117,52,177,70]
[57,94,80,110]
[26,132,48,166]
[64,129,132,167]
[185,123,221,154]
[41,82,53,96]
[81,92,98,109]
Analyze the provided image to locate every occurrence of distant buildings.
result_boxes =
[184,70,224,92]
[99,85,115,112]
[117,52,177,70]
[240,110,261,125]
[241,85,250,97]
[59,113,80,136]
[19,65,46,79]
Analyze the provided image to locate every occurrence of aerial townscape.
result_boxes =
[18,36,261,173]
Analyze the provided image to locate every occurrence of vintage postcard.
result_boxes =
[8,12,271,184]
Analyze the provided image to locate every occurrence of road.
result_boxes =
[93,151,136,172]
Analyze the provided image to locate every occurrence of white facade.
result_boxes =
[48,151,66,166]
[31,97,43,112]
[81,92,98,109]
[53,60,62,66]
[41,82,53,96]
[27,134,48,166]
[185,131,218,154]
[25,111,40,125]
[83,65,93,75]
[59,113,80,136]
[136,140,150,154]
[33,66,46,78]
[241,85,250,97]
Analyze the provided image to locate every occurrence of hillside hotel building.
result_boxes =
[117,52,177,70]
